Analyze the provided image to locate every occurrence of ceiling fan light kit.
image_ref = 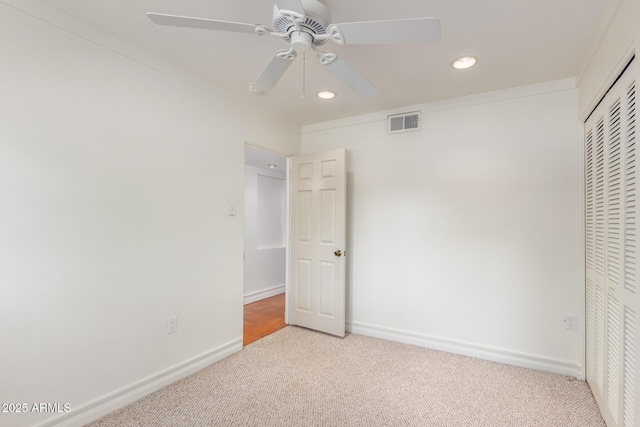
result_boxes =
[148,0,441,98]
[290,31,314,51]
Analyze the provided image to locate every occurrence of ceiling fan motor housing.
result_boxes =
[272,0,332,46]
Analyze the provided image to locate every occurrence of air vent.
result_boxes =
[388,112,421,134]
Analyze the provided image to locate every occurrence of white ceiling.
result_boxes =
[37,0,609,128]
[245,145,287,171]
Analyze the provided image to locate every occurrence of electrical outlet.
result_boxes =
[167,316,178,334]
[564,315,577,331]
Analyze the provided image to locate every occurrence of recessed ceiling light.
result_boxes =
[317,90,336,99]
[267,164,277,168]
[451,56,478,70]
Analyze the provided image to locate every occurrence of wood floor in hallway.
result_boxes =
[243,293,286,346]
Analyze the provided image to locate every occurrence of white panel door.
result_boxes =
[584,59,638,427]
[289,149,346,337]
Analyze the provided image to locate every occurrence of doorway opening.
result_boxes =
[243,145,288,345]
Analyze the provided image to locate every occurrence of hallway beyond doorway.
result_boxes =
[243,294,286,346]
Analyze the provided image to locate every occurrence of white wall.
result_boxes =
[302,80,582,375]
[0,2,299,426]
[244,166,286,303]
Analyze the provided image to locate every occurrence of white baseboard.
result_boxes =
[347,321,580,378]
[38,338,242,427]
[243,285,285,305]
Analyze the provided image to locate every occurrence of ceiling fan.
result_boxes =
[148,0,441,98]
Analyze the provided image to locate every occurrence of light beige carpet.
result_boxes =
[88,326,605,426]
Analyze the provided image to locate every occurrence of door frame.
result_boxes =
[242,145,347,332]
[284,155,292,324]
[243,142,291,323]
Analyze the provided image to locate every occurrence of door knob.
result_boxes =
[334,250,342,257]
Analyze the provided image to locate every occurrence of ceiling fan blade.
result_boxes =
[252,52,296,92]
[324,56,378,98]
[274,0,305,15]
[147,13,261,34]
[333,17,441,44]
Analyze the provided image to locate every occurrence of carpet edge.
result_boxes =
[347,321,581,377]
[36,337,243,427]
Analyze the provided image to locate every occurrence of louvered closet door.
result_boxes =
[584,59,638,427]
